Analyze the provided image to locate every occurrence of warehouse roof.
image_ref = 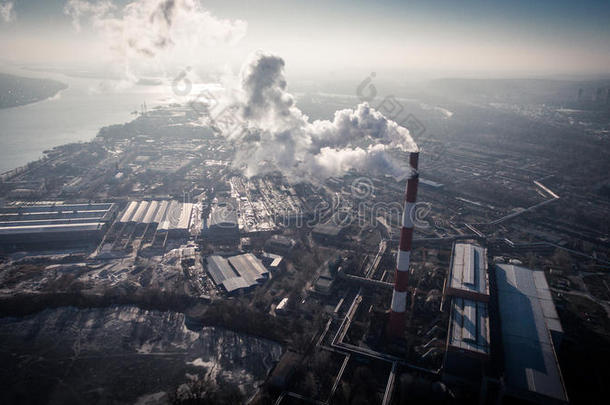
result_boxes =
[158,201,181,230]
[312,222,344,237]
[1,203,116,223]
[2,209,109,221]
[0,203,113,214]
[0,203,116,239]
[206,254,268,294]
[0,222,103,235]
[131,201,150,223]
[177,203,193,230]
[142,201,159,224]
[206,255,238,286]
[228,253,269,285]
[153,200,169,224]
[119,201,139,223]
[0,218,103,227]
[494,264,567,403]
[222,277,252,293]
[124,200,190,232]
[446,243,489,300]
[448,298,489,356]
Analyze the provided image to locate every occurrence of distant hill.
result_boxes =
[0,73,68,109]
[427,77,610,108]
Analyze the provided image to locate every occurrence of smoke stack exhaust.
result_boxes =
[387,151,419,338]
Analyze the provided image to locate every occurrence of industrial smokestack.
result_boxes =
[387,151,419,338]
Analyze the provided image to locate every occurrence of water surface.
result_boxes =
[0,68,170,173]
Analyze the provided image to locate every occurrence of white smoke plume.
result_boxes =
[0,1,14,23]
[64,0,115,31]
[64,0,247,80]
[217,52,418,182]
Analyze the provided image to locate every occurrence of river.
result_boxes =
[0,67,172,173]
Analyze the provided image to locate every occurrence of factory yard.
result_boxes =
[0,93,609,404]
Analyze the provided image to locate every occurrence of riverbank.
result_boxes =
[0,69,168,172]
[0,73,67,109]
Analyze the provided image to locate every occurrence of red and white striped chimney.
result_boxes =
[387,151,419,338]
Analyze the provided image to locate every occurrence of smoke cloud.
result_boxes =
[0,1,14,22]
[217,52,418,182]
[64,0,247,80]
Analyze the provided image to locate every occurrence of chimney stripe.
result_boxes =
[398,227,413,251]
[387,151,419,338]
[396,250,411,271]
[391,290,407,312]
[406,176,419,203]
[394,269,409,291]
[401,202,415,228]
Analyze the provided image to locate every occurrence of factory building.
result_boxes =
[0,202,117,250]
[311,222,347,245]
[444,297,491,385]
[207,255,250,294]
[494,263,567,404]
[206,253,269,295]
[158,201,194,238]
[261,252,285,272]
[264,234,295,255]
[314,257,341,295]
[443,242,491,385]
[202,204,239,245]
[229,253,269,284]
[444,243,489,302]
[447,298,489,356]
[275,297,289,315]
[442,242,567,404]
[118,199,193,238]
[314,266,336,295]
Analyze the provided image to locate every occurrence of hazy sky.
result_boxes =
[1,0,609,79]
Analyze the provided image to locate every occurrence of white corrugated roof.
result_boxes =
[449,297,489,355]
[142,201,159,224]
[448,243,489,297]
[119,201,139,223]
[153,200,169,224]
[158,201,181,231]
[131,201,150,223]
[177,203,193,230]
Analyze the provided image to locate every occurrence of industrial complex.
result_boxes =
[1,99,608,404]
[0,202,118,250]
